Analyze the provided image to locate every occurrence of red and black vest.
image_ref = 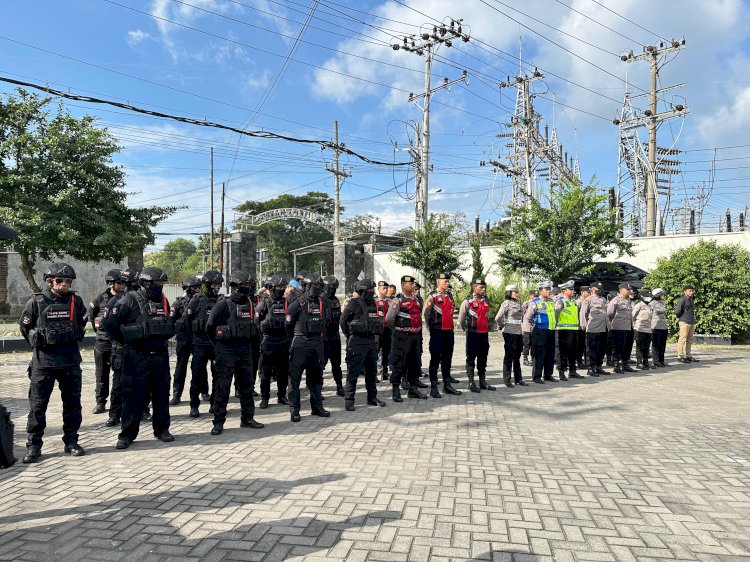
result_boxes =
[394,294,422,332]
[427,292,454,331]
[465,295,490,333]
[375,297,390,326]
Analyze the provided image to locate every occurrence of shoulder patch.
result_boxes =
[285,314,292,322]
[22,316,31,325]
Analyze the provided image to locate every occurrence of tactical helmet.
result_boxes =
[138,267,168,284]
[43,262,76,280]
[354,278,376,293]
[228,270,254,287]
[295,271,307,282]
[322,275,339,290]
[182,276,200,290]
[202,270,223,285]
[270,274,288,287]
[120,268,140,284]
[105,269,122,283]
[303,272,322,285]
[263,276,273,290]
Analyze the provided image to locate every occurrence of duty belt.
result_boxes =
[395,326,421,333]
[505,319,522,324]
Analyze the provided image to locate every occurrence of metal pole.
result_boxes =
[333,120,340,243]
[646,55,658,237]
[210,147,214,268]
[219,181,225,273]
[420,43,433,230]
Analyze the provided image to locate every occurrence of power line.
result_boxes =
[588,0,671,43]
[0,75,410,167]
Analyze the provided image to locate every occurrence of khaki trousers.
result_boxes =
[677,321,694,358]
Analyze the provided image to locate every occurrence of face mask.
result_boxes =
[363,290,375,302]
[324,286,336,298]
[273,288,285,299]
[309,285,322,298]
[642,296,652,303]
[146,284,163,299]
[237,287,251,296]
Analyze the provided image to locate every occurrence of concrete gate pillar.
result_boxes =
[223,230,257,288]
[333,241,358,296]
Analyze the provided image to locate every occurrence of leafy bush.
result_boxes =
[644,240,750,341]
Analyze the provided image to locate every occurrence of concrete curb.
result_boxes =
[0,333,98,354]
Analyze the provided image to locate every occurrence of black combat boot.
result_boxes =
[259,398,269,409]
[401,379,410,391]
[623,361,635,373]
[382,367,389,382]
[335,381,345,397]
[479,374,496,391]
[558,370,569,382]
[210,423,223,435]
[22,445,41,464]
[613,361,624,374]
[523,356,532,367]
[240,418,264,429]
[468,378,481,393]
[569,369,584,379]
[310,385,330,417]
[290,408,301,423]
[443,383,462,396]
[429,383,441,399]
[345,400,355,412]
[392,386,403,402]
[408,385,427,399]
[587,368,599,377]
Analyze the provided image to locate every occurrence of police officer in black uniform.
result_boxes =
[205,270,264,435]
[19,263,88,463]
[256,275,290,409]
[101,267,141,427]
[286,273,330,422]
[185,270,222,417]
[105,267,175,449]
[169,276,200,405]
[340,279,386,411]
[89,269,124,414]
[321,275,345,397]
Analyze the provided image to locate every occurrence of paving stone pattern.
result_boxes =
[1,340,749,561]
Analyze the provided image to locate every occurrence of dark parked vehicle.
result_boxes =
[571,261,648,294]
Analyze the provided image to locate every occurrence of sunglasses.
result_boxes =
[53,278,73,284]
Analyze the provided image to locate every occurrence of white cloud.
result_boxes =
[245,69,272,90]
[126,29,150,46]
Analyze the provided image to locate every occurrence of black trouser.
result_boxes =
[635,331,653,365]
[531,327,555,381]
[606,330,614,360]
[586,332,606,368]
[610,329,634,363]
[466,331,489,381]
[502,332,523,384]
[190,343,214,408]
[212,341,255,426]
[260,336,289,400]
[119,347,170,443]
[26,363,82,448]
[522,331,531,358]
[108,344,148,420]
[379,327,392,373]
[577,329,587,364]
[344,337,379,403]
[94,339,112,407]
[557,330,578,372]
[172,336,192,400]
[288,336,324,411]
[323,330,343,385]
[389,331,421,387]
[651,328,668,364]
[428,329,454,385]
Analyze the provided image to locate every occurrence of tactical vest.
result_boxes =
[394,294,422,331]
[34,292,81,347]
[348,299,384,337]
[326,296,342,330]
[191,294,218,335]
[171,295,189,332]
[375,297,390,326]
[532,298,557,330]
[261,297,288,335]
[556,299,579,330]
[216,299,257,341]
[293,296,325,336]
[93,291,110,332]
[465,295,491,333]
[428,292,454,331]
[121,292,174,342]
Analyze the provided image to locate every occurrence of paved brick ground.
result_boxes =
[1,339,749,561]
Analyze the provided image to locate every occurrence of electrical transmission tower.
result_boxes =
[615,39,689,237]
[392,18,470,232]
[483,62,577,209]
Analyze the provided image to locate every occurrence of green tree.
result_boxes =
[470,235,485,280]
[235,192,336,273]
[0,90,176,291]
[644,240,750,341]
[144,238,197,283]
[393,213,466,290]
[342,213,379,235]
[497,178,632,283]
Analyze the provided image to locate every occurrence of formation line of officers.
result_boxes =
[17,263,698,464]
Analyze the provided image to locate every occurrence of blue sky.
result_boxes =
[2,0,750,253]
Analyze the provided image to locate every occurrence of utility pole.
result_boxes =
[393,18,469,231]
[620,40,688,237]
[326,120,351,242]
[210,147,214,269]
[218,181,225,274]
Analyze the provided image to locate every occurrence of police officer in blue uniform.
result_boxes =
[105,267,175,450]
[19,263,88,463]
[205,270,264,435]
[340,279,386,411]
[88,269,124,414]
[286,273,330,422]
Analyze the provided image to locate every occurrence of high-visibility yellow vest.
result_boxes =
[556,299,579,330]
